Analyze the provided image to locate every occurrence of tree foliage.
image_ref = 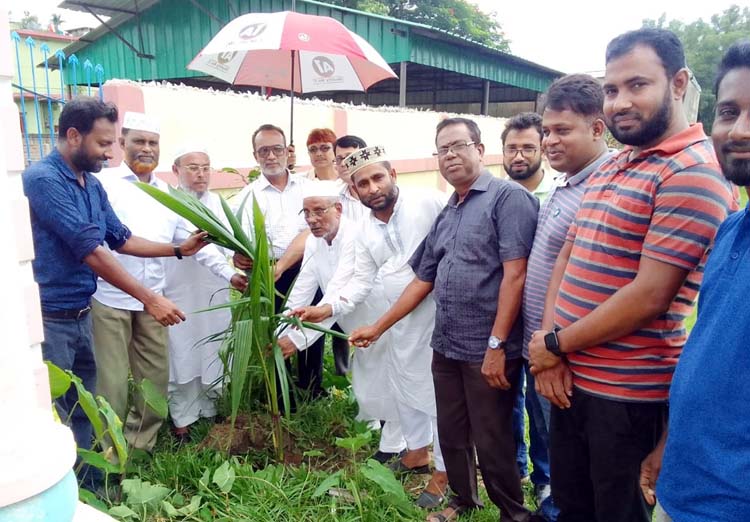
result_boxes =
[327,0,510,50]
[20,10,41,30]
[642,4,750,131]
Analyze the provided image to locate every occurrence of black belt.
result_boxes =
[43,306,92,320]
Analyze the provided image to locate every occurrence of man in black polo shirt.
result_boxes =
[350,117,540,522]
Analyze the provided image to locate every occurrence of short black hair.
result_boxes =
[501,112,543,144]
[606,28,685,78]
[435,117,481,144]
[714,40,750,96]
[541,74,604,119]
[58,96,118,140]
[252,123,286,150]
[335,135,367,150]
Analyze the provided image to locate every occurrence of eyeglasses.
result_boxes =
[434,141,476,158]
[256,145,287,158]
[308,144,333,154]
[181,164,212,174]
[300,205,335,219]
[503,146,538,158]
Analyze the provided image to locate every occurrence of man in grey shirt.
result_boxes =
[351,117,540,522]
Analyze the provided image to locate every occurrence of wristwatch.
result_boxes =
[544,327,563,357]
[488,335,506,351]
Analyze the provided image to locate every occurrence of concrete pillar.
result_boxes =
[481,80,490,116]
[399,61,408,108]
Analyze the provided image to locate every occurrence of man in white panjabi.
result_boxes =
[92,113,244,451]
[293,147,449,508]
[277,180,407,461]
[163,145,244,441]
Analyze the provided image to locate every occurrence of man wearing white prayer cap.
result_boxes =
[291,147,450,508]
[277,179,407,462]
[164,145,246,441]
[93,118,245,451]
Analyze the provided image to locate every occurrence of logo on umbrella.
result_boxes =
[217,51,238,64]
[312,56,336,78]
[298,32,310,42]
[239,23,267,40]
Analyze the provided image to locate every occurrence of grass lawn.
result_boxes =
[98,355,538,521]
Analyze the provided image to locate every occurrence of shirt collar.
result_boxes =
[116,162,162,187]
[255,170,298,191]
[448,171,491,207]
[619,124,708,162]
[562,150,615,187]
[48,149,80,182]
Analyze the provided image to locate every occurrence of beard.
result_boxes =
[71,147,106,173]
[608,89,672,147]
[362,185,398,211]
[130,158,157,176]
[719,142,750,186]
[504,157,542,181]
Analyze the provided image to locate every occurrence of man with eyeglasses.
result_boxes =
[349,120,540,522]
[233,124,327,399]
[92,113,242,452]
[276,180,407,461]
[502,113,555,202]
[163,145,247,442]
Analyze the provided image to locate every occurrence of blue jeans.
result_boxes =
[41,313,99,487]
[513,362,559,520]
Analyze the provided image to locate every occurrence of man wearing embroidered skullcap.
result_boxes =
[277,179,407,462]
[292,147,450,509]
[92,113,245,452]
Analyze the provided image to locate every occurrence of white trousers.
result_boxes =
[379,420,408,453]
[168,378,220,429]
[396,400,445,471]
[653,501,673,522]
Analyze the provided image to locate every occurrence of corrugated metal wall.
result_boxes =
[68,0,412,83]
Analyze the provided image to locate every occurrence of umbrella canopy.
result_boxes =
[187,11,397,94]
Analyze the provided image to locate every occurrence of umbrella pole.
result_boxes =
[290,49,295,146]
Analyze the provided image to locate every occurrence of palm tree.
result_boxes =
[50,13,64,34]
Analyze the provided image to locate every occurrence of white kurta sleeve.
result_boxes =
[330,232,380,316]
[173,220,236,283]
[279,238,325,351]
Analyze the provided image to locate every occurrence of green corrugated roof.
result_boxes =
[61,0,560,91]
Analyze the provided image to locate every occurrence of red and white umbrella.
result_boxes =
[188,11,397,94]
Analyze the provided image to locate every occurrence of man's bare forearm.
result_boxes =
[117,236,175,258]
[491,259,527,341]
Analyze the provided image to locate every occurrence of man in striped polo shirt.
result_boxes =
[528,28,735,522]
[521,73,614,521]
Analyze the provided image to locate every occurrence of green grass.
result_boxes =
[103,350,540,521]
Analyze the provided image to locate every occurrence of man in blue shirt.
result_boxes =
[640,40,750,522]
[22,97,207,483]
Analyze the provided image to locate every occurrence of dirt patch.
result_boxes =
[198,414,307,464]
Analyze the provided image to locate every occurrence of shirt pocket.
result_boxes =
[455,223,495,264]
[602,192,652,247]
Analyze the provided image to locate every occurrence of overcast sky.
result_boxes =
[13,0,745,73]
